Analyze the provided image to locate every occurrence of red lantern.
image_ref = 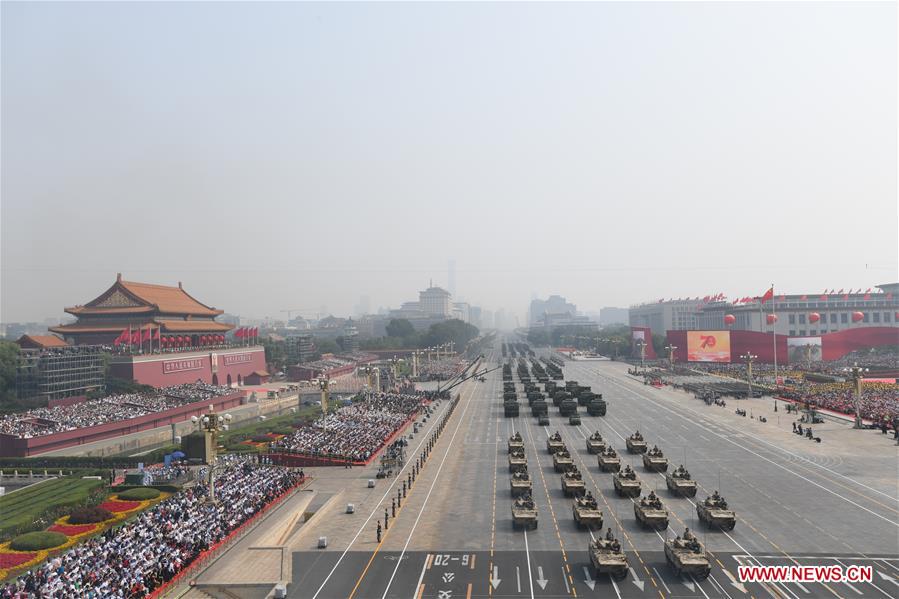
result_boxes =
[218,335,225,343]
[809,312,820,324]
[176,336,184,345]
[724,314,736,325]
[766,314,778,325]
[200,335,207,345]
[851,311,864,323]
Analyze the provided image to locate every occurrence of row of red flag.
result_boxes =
[112,326,258,345]
[234,327,259,338]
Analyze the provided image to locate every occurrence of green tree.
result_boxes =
[420,319,479,350]
[386,319,415,339]
[312,338,340,359]
[0,341,20,412]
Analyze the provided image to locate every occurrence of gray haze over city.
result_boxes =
[2,1,897,325]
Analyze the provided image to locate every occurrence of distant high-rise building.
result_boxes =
[469,306,483,329]
[528,295,577,326]
[419,286,452,317]
[599,307,629,326]
[448,260,457,297]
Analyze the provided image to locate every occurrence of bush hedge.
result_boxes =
[68,506,114,524]
[250,434,274,443]
[10,531,68,551]
[116,487,160,501]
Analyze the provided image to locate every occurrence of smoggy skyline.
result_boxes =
[2,2,896,324]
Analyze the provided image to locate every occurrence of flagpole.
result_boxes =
[772,283,778,389]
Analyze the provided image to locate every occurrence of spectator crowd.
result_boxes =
[0,384,234,439]
[779,382,899,424]
[271,390,432,461]
[1,456,303,598]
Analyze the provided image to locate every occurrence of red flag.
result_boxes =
[235,327,245,338]
[842,293,849,300]
[142,328,151,342]
[113,329,128,345]
[153,328,161,341]
[131,330,140,344]
[820,294,828,301]
[778,295,786,301]
[864,292,871,300]
[759,287,774,303]
[800,295,807,300]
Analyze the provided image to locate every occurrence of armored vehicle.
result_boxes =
[552,391,571,406]
[597,447,621,472]
[572,491,603,529]
[510,467,532,497]
[634,491,669,530]
[642,446,668,472]
[586,398,607,416]
[504,401,519,418]
[537,414,550,426]
[665,465,697,497]
[697,492,736,530]
[588,535,628,580]
[508,448,527,472]
[531,401,548,416]
[503,391,517,402]
[544,381,558,395]
[577,391,597,406]
[613,466,641,497]
[552,449,574,472]
[508,432,524,453]
[512,494,538,530]
[561,466,586,497]
[586,431,606,454]
[559,398,578,416]
[569,414,581,425]
[546,432,565,454]
[664,529,711,579]
[626,431,647,454]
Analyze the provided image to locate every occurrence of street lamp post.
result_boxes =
[319,378,332,414]
[843,363,869,429]
[664,344,678,369]
[740,352,758,399]
[636,340,647,370]
[191,406,232,503]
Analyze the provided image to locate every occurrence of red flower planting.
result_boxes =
[48,524,97,536]
[0,552,38,569]
[99,500,141,512]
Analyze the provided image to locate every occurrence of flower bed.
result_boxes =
[1,491,167,582]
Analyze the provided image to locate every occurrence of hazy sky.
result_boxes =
[2,1,897,324]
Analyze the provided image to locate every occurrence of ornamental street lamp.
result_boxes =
[740,352,758,399]
[191,406,232,503]
[319,378,332,414]
[664,344,678,368]
[636,340,647,370]
[843,363,869,429]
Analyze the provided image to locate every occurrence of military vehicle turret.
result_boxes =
[597,447,621,472]
[561,466,586,497]
[586,431,606,454]
[613,465,642,497]
[508,432,524,453]
[508,448,527,472]
[512,493,538,530]
[546,432,565,454]
[572,491,603,529]
[634,491,669,530]
[642,445,668,472]
[588,534,628,580]
[665,465,697,497]
[553,449,574,472]
[626,431,647,454]
[664,529,711,579]
[697,491,736,530]
[510,467,532,497]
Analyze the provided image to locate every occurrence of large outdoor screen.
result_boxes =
[686,330,731,362]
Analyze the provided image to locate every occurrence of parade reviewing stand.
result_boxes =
[0,384,244,457]
[269,390,438,466]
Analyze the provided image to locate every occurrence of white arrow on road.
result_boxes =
[583,567,595,591]
[536,566,549,589]
[878,570,899,586]
[681,577,696,592]
[490,565,501,590]
[629,567,645,591]
[723,568,748,593]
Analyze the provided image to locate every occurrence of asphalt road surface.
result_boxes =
[292,347,899,599]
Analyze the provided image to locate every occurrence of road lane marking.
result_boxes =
[414,555,430,599]
[310,390,454,599]
[378,378,479,599]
